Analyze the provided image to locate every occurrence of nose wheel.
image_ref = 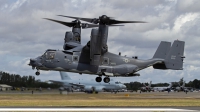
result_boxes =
[96,77,102,82]
[103,77,110,83]
[35,70,40,76]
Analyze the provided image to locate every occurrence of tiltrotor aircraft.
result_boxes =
[29,15,185,83]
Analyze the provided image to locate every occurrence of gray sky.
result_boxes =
[0,0,200,84]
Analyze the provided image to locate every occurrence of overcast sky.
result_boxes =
[0,0,200,84]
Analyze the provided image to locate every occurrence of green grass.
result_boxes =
[0,93,199,106]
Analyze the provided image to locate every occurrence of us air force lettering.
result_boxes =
[28,15,185,83]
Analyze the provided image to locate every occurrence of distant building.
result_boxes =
[0,84,12,91]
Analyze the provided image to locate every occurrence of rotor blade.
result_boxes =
[109,19,147,25]
[58,15,95,23]
[109,24,124,27]
[43,18,75,27]
[82,24,124,29]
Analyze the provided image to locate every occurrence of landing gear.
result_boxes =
[35,70,40,76]
[103,77,110,83]
[96,77,102,82]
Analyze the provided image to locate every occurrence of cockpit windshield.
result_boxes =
[43,51,56,59]
[115,81,122,84]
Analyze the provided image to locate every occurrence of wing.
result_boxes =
[49,80,65,85]
[69,83,85,88]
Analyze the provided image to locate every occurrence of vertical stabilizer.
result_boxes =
[60,72,71,80]
[165,40,185,70]
[168,82,173,88]
[148,81,152,87]
[153,41,171,69]
[143,83,147,87]
[153,41,171,59]
[182,81,185,87]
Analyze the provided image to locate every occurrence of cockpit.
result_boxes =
[115,81,122,84]
[43,49,56,59]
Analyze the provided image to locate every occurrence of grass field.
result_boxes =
[0,92,200,106]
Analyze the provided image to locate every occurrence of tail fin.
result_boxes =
[143,83,147,87]
[60,72,71,80]
[148,81,152,87]
[165,40,185,70]
[182,81,185,87]
[153,40,185,70]
[153,41,171,69]
[153,41,171,59]
[168,82,173,88]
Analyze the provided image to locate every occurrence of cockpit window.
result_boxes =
[45,51,56,59]
[115,81,122,84]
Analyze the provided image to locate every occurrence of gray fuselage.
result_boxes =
[34,47,163,77]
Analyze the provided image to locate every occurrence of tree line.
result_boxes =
[0,71,60,89]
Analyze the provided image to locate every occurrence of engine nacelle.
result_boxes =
[63,31,81,50]
[90,29,108,55]
[64,32,73,43]
[94,87,104,92]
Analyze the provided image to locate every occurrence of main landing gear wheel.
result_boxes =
[35,71,40,76]
[96,77,102,82]
[104,77,110,83]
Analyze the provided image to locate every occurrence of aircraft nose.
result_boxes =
[29,58,36,66]
[29,57,43,67]
[30,58,36,63]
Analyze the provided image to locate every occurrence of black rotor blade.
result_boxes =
[43,18,75,27]
[58,15,96,23]
[109,19,147,25]
[109,24,124,26]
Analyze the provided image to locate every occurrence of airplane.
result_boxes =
[140,81,152,92]
[153,82,173,92]
[49,71,126,93]
[175,81,185,92]
[29,15,185,83]
[174,81,193,92]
